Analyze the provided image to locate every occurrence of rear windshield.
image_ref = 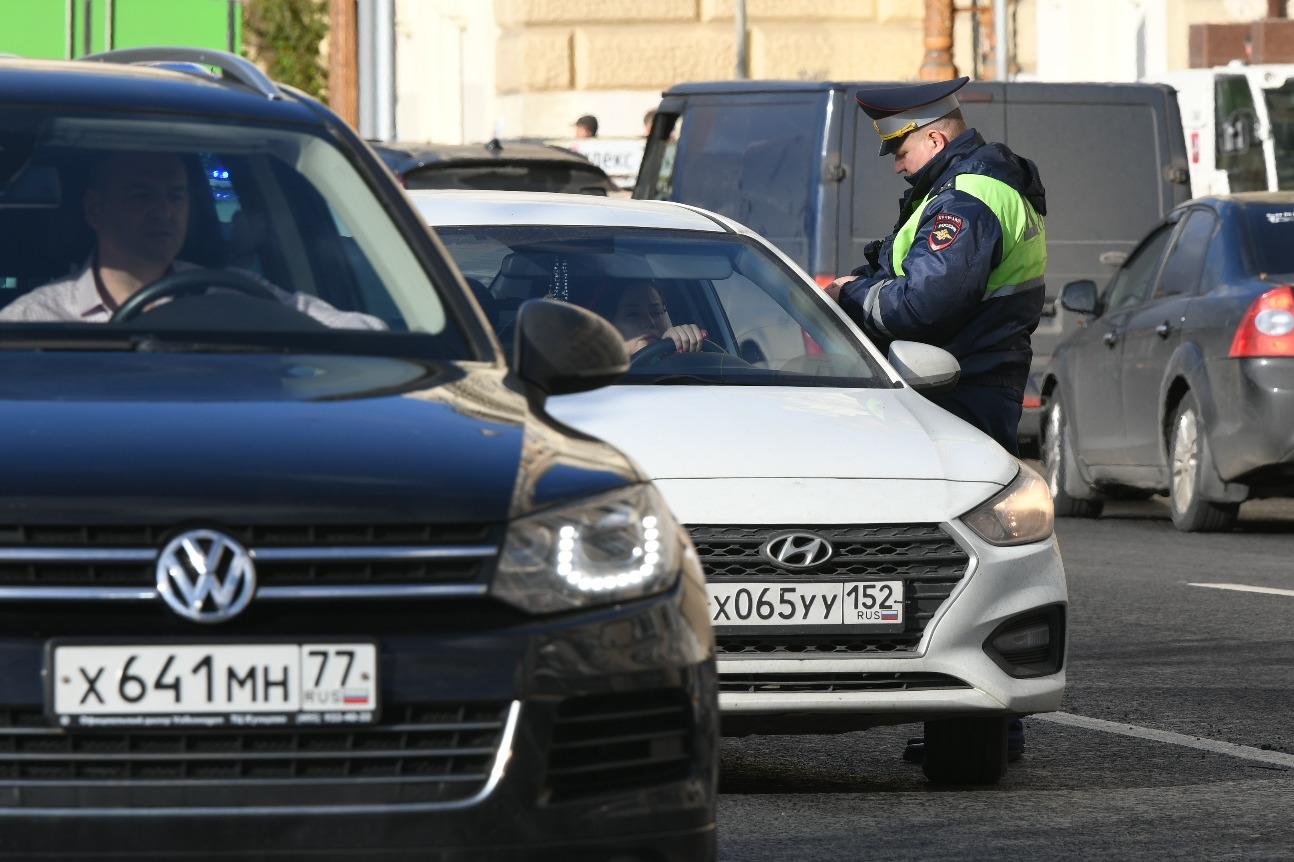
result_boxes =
[1243,204,1294,273]
[435,225,888,388]
[403,163,611,195]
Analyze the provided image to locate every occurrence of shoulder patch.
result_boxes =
[928,212,965,251]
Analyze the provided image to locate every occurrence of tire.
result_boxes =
[921,716,1008,785]
[1168,395,1239,533]
[1042,394,1103,518]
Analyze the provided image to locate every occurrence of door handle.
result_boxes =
[1155,321,1173,339]
[1103,331,1119,347]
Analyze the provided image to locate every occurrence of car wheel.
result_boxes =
[1168,395,1239,532]
[921,716,1008,785]
[1042,394,1103,518]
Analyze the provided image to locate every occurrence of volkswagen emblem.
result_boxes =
[761,532,834,571]
[155,530,256,623]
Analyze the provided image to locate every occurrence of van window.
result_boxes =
[1262,79,1294,190]
[1216,74,1266,193]
[669,98,824,268]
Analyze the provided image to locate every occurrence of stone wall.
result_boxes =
[494,0,933,139]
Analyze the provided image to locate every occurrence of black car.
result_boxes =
[1042,192,1294,532]
[373,139,618,195]
[0,49,716,858]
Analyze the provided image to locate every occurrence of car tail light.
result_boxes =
[1022,395,1042,409]
[1229,285,1294,357]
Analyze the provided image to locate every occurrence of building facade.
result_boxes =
[387,0,1281,144]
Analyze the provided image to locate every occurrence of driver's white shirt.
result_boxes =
[0,259,386,330]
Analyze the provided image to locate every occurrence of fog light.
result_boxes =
[991,622,1050,655]
[983,606,1065,678]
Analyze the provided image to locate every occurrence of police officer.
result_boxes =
[825,77,1047,766]
[825,76,1047,458]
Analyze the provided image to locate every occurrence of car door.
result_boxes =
[1070,224,1174,465]
[1119,208,1218,468]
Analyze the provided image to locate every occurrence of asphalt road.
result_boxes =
[716,497,1294,861]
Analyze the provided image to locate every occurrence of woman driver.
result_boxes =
[602,280,706,357]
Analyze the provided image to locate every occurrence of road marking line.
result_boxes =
[1037,712,1294,769]
[1188,582,1294,598]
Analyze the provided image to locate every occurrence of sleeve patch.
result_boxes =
[927,213,966,251]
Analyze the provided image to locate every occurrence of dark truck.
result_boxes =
[634,80,1192,449]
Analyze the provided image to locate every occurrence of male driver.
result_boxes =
[0,151,383,328]
[824,77,1048,766]
[825,77,1046,457]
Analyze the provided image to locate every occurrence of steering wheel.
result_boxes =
[110,268,282,323]
[630,336,728,368]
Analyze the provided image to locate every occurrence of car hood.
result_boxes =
[0,353,634,524]
[547,385,1019,484]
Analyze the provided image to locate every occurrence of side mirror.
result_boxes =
[1060,280,1099,316]
[512,299,629,397]
[887,341,960,394]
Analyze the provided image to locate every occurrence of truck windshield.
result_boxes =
[435,225,888,388]
[1263,81,1294,190]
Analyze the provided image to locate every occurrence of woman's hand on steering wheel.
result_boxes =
[630,330,728,367]
[627,325,707,356]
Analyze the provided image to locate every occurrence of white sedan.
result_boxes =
[412,189,1067,785]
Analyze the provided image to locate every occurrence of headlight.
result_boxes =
[492,483,682,613]
[962,462,1054,546]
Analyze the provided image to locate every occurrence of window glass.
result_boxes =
[1263,79,1294,190]
[0,109,469,358]
[1104,227,1171,312]
[435,226,886,387]
[668,98,824,268]
[403,163,611,195]
[1242,204,1294,273]
[1156,210,1217,297]
[1216,75,1266,193]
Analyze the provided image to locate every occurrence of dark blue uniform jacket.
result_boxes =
[838,129,1047,390]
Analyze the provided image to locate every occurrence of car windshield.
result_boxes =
[435,225,888,387]
[1243,203,1294,274]
[0,109,469,358]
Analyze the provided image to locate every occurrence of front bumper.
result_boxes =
[713,522,1067,732]
[0,568,718,859]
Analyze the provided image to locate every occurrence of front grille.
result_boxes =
[719,672,971,694]
[690,524,970,656]
[0,524,495,548]
[716,634,921,655]
[0,701,513,809]
[545,689,693,801]
[0,522,498,591]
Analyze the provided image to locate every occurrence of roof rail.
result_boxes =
[78,46,282,100]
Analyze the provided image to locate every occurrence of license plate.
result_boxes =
[707,581,904,630]
[48,642,378,729]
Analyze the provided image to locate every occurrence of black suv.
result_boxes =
[0,49,716,859]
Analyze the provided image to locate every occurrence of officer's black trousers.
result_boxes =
[927,384,1023,457]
